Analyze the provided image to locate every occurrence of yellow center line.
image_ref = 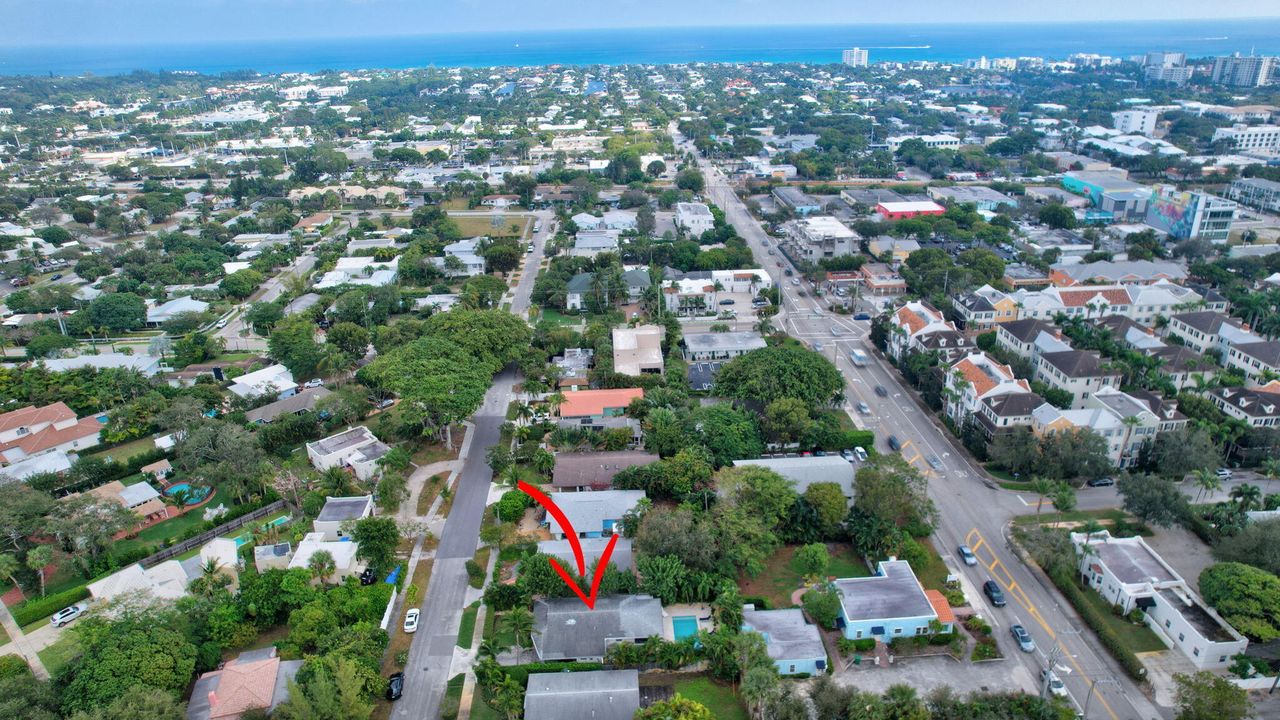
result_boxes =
[967,527,1119,720]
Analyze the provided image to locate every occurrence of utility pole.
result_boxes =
[1040,644,1063,700]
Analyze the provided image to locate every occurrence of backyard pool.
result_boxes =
[164,483,211,505]
[672,616,699,641]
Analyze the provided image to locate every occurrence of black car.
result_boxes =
[359,568,377,586]
[983,580,1007,607]
[874,385,888,397]
[386,672,404,701]
[1086,476,1116,487]
[887,435,902,452]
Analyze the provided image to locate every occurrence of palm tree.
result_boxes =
[546,392,567,417]
[1191,469,1221,503]
[0,553,21,594]
[1263,458,1280,494]
[477,638,499,660]
[25,545,53,597]
[1030,476,1056,518]
[513,402,535,426]
[1230,484,1262,513]
[308,549,336,585]
[161,487,192,517]
[740,665,779,720]
[505,607,534,662]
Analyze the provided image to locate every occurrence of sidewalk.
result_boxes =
[0,603,49,679]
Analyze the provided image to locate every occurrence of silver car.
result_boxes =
[50,602,89,628]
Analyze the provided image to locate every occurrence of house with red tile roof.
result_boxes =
[0,402,103,466]
[943,352,1032,424]
[556,388,646,442]
[187,647,302,720]
[887,301,955,360]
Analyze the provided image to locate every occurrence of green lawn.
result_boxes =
[740,544,870,609]
[912,538,952,592]
[1076,583,1167,654]
[485,610,517,649]
[86,436,158,463]
[37,633,80,675]
[440,674,465,720]
[457,603,479,649]
[0,621,10,645]
[673,677,748,720]
[468,697,502,720]
[1012,508,1151,536]
[112,503,217,557]
[538,309,583,327]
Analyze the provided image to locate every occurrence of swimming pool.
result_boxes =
[164,483,210,505]
[672,616,699,641]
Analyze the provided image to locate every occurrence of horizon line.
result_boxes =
[8,15,1280,50]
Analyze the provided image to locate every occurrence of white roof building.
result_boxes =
[228,364,296,400]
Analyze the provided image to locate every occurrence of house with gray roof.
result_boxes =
[551,450,658,491]
[833,560,953,642]
[532,595,664,661]
[146,297,210,326]
[565,271,595,311]
[1035,350,1122,408]
[313,494,374,540]
[733,455,854,500]
[742,606,828,676]
[682,330,766,362]
[245,387,331,424]
[543,489,646,539]
[538,537,634,571]
[524,669,639,720]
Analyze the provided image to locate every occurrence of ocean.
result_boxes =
[2,19,1280,77]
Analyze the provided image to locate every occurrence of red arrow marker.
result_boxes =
[518,480,619,610]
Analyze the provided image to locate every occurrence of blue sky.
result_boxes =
[4,0,1275,46]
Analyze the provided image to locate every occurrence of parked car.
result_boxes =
[840,449,855,462]
[957,545,978,566]
[1011,624,1035,653]
[875,385,888,397]
[718,299,735,305]
[359,568,377,585]
[984,580,1007,607]
[386,672,405,701]
[403,609,420,633]
[813,342,824,352]
[856,401,871,415]
[887,435,902,452]
[853,312,872,320]
[1216,468,1233,480]
[1041,669,1067,697]
[303,378,324,389]
[50,273,63,281]
[784,269,793,276]
[853,446,868,462]
[1086,476,1115,487]
[791,278,801,285]
[927,455,943,470]
[831,327,842,336]
[50,603,88,628]
[215,319,228,329]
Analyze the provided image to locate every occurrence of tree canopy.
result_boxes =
[713,346,843,408]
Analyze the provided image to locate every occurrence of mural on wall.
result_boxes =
[1146,188,1198,239]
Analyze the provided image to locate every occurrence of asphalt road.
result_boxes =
[678,127,1164,720]
[396,212,553,720]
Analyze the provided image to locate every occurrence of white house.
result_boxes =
[675,202,715,236]
[41,352,164,377]
[146,297,210,326]
[305,426,392,482]
[313,495,374,541]
[228,364,296,401]
[288,532,363,581]
[1071,531,1246,669]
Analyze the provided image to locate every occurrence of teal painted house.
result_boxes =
[741,606,828,676]
[834,560,954,642]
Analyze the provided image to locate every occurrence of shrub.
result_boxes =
[853,637,876,652]
[494,490,532,523]
[465,560,484,588]
[928,632,956,646]
[972,642,998,661]
[742,595,770,610]
[12,585,91,627]
[0,654,31,679]
[395,650,409,667]
[502,661,603,686]
[1048,566,1147,681]
[964,616,992,636]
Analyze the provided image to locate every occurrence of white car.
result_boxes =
[50,602,88,628]
[1040,669,1067,697]
[1216,468,1233,480]
[403,608,420,634]
[215,319,228,329]
[303,378,324,389]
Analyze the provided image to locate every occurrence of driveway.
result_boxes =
[832,654,1035,696]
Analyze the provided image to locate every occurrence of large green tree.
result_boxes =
[713,346,843,408]
[60,605,198,714]
[1118,474,1190,528]
[1174,671,1252,720]
[422,309,532,373]
[1199,562,1280,641]
[356,336,490,447]
[88,292,147,333]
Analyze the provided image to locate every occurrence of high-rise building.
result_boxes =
[1211,54,1275,87]
[842,48,869,68]
[1143,51,1193,85]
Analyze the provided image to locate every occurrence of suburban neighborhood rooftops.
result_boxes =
[558,388,645,418]
[833,560,935,623]
[982,391,1045,417]
[537,537,634,571]
[1234,340,1280,367]
[523,669,639,720]
[244,387,332,423]
[1039,350,1118,378]
[316,495,374,523]
[532,595,663,660]
[742,607,826,662]
[544,490,646,538]
[550,450,659,489]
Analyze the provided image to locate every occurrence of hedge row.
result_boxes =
[1048,566,1148,682]
[12,585,91,627]
[504,661,604,686]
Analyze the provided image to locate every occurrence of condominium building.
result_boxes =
[1227,177,1280,213]
[1212,124,1280,153]
[1210,54,1275,88]
[842,48,869,68]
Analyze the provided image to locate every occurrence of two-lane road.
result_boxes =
[676,126,1161,720]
